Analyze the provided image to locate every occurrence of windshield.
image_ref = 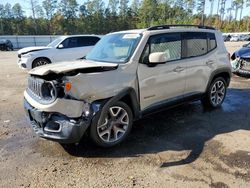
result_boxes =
[47,37,63,47]
[86,33,141,63]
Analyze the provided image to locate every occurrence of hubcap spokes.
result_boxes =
[97,106,129,143]
[210,80,225,106]
[37,60,47,66]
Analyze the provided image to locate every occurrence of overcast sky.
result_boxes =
[1,0,249,20]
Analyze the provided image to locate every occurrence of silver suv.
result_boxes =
[24,25,231,147]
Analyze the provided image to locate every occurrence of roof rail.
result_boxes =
[147,24,216,31]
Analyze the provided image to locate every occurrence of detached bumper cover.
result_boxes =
[24,98,90,143]
[24,90,84,118]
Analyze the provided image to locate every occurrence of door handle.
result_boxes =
[206,60,214,66]
[173,66,185,72]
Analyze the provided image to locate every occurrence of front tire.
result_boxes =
[202,77,227,108]
[90,101,133,147]
[32,58,50,68]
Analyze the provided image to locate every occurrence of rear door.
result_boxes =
[182,32,217,95]
[137,32,186,110]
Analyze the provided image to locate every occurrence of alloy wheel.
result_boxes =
[36,60,48,67]
[210,80,225,106]
[97,106,129,143]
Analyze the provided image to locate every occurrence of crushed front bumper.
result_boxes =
[24,98,91,143]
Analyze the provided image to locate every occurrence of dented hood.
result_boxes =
[28,60,118,76]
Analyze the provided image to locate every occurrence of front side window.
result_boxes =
[60,37,78,48]
[140,33,181,64]
[86,33,141,63]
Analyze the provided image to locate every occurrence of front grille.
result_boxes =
[27,76,57,104]
[28,76,43,98]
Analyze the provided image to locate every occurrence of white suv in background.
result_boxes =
[24,25,231,147]
[17,35,101,70]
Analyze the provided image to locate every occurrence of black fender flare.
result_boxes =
[90,87,140,125]
[205,67,232,92]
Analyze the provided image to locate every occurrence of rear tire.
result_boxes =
[202,77,227,108]
[32,58,50,68]
[90,101,133,147]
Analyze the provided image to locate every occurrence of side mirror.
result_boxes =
[149,52,170,64]
[57,44,64,49]
[242,44,247,47]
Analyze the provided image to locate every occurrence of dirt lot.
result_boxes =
[0,41,250,188]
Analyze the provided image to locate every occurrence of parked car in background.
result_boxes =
[231,42,250,76]
[0,39,13,51]
[230,35,240,42]
[17,35,101,70]
[223,34,231,42]
[239,34,250,41]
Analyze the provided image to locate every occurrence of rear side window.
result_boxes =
[183,32,208,58]
[140,33,181,63]
[78,36,100,47]
[140,31,217,64]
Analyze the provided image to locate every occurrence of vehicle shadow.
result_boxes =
[62,88,250,168]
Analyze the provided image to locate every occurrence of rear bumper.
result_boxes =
[24,98,90,143]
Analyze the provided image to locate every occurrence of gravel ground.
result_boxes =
[0,41,249,188]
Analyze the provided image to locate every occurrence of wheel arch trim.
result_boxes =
[91,87,140,126]
[32,57,52,68]
[206,67,232,91]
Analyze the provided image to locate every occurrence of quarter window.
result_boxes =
[207,33,216,51]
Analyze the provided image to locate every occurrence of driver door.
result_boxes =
[137,32,186,110]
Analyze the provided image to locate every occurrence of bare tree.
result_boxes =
[209,0,214,25]
[217,0,221,15]
[197,0,206,25]
[209,0,214,16]
[30,0,39,34]
[220,0,226,28]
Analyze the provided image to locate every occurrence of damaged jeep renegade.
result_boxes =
[24,25,232,147]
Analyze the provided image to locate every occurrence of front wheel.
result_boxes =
[90,101,133,147]
[32,58,50,68]
[202,77,227,108]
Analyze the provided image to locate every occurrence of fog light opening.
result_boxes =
[44,121,61,133]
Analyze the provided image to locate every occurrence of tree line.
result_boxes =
[0,0,249,35]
